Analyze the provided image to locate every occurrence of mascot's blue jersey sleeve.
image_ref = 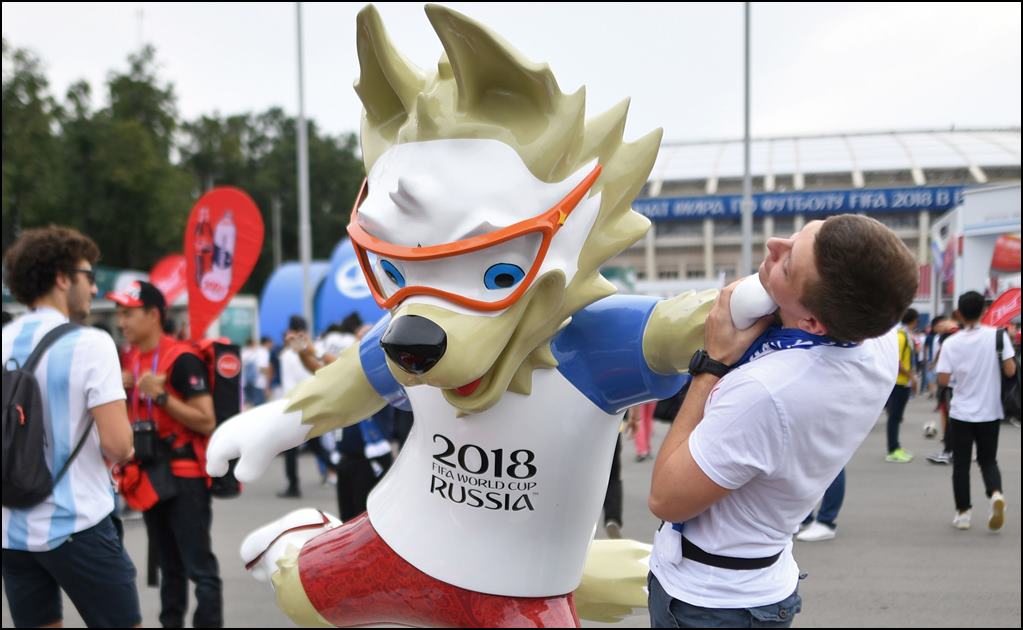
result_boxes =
[359,314,411,411]
[551,294,688,415]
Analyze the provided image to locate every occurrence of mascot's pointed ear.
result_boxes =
[354,5,427,132]
[426,3,559,116]
[424,3,585,180]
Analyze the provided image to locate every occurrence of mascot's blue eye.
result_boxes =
[380,260,406,288]
[484,263,525,290]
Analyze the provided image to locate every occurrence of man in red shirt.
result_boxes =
[109,281,223,628]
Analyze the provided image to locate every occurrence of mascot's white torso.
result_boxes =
[369,369,619,596]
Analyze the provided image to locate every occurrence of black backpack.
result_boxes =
[2,323,93,509]
[996,328,1021,421]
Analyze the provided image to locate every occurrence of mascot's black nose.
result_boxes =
[380,315,447,375]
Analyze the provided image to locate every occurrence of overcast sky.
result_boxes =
[3,2,1020,144]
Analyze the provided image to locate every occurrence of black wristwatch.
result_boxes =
[154,392,169,408]
[688,350,731,379]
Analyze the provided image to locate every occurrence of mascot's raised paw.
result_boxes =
[207,400,313,483]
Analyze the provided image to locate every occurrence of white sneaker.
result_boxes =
[989,492,1006,532]
[796,521,836,542]
[952,510,971,530]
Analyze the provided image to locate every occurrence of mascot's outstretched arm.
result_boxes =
[642,289,718,375]
[206,340,388,483]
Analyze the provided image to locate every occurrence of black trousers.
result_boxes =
[602,434,623,526]
[283,440,337,492]
[283,447,300,492]
[950,418,1002,512]
[336,453,393,522]
[886,385,911,453]
[143,477,223,628]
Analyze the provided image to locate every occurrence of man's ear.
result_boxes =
[797,315,828,337]
[54,270,72,292]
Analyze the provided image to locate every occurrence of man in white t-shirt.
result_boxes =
[241,336,273,407]
[936,290,1016,532]
[2,226,139,628]
[648,214,920,628]
[277,315,316,498]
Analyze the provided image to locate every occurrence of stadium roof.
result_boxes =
[650,128,1020,189]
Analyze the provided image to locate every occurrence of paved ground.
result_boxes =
[4,396,1020,627]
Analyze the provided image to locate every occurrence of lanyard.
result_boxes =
[132,347,161,422]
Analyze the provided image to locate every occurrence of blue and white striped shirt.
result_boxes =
[2,307,126,551]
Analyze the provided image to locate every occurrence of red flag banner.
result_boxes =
[149,254,188,305]
[991,234,1021,273]
[982,288,1021,329]
[184,188,264,341]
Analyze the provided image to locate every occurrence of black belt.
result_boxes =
[680,535,782,571]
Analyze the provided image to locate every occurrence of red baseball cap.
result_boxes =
[106,281,167,310]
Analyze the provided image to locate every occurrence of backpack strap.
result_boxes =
[52,417,95,486]
[21,323,79,373]
[19,322,89,486]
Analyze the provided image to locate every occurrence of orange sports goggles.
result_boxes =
[347,164,602,312]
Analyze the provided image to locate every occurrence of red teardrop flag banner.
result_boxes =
[184,187,264,341]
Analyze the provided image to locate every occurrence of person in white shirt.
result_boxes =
[277,316,316,498]
[648,214,920,628]
[241,336,273,408]
[936,290,1016,532]
[1,226,139,628]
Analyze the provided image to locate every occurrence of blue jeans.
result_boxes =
[648,572,801,628]
[802,468,846,528]
[244,385,266,407]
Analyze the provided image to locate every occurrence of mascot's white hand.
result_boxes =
[206,399,313,482]
[240,508,342,583]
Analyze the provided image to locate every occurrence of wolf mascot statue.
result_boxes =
[207,4,717,627]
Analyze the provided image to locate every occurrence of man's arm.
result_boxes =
[1001,331,1017,378]
[162,393,216,436]
[91,400,134,464]
[935,343,951,388]
[83,333,135,463]
[649,373,729,523]
[138,354,217,435]
[648,281,773,523]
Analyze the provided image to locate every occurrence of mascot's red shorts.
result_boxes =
[298,512,579,628]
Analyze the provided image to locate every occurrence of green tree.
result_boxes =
[2,39,64,250]
[5,40,367,300]
[57,45,193,271]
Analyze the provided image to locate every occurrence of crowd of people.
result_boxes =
[2,216,1018,629]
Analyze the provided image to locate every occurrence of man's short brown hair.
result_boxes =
[802,214,918,343]
[3,225,100,305]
